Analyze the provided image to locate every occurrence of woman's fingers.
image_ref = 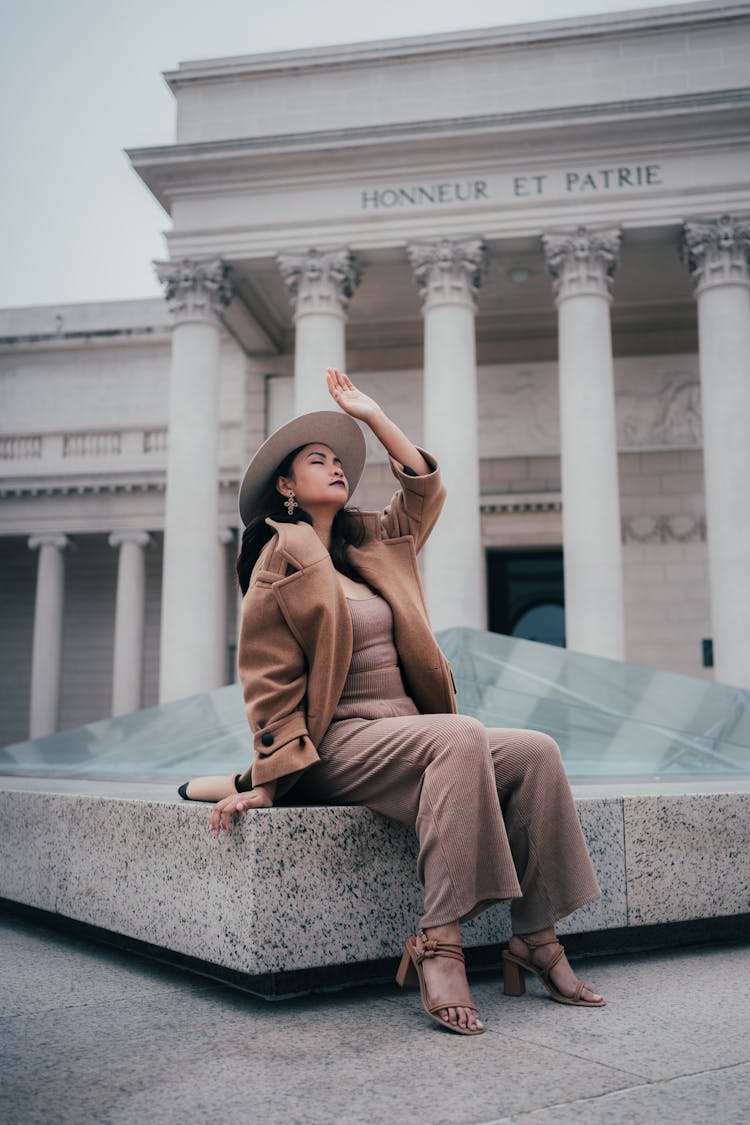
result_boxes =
[326,367,375,422]
[209,791,270,836]
[209,795,228,833]
[210,794,239,836]
[327,367,351,394]
[327,368,346,397]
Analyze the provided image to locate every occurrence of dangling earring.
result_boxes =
[284,491,298,516]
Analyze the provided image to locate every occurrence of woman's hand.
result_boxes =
[209,784,274,837]
[326,367,382,424]
[327,367,430,476]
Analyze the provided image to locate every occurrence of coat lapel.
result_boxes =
[266,520,353,687]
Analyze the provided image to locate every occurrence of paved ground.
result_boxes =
[1,911,748,1125]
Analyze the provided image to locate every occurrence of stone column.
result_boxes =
[681,214,750,689]
[278,249,359,414]
[154,258,233,703]
[542,226,625,660]
[28,535,70,738]
[407,238,487,631]
[109,531,151,716]
[215,527,236,687]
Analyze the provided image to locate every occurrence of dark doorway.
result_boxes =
[487,548,566,647]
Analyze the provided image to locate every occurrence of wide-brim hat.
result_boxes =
[238,410,367,525]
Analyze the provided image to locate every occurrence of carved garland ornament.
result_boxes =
[621,514,706,544]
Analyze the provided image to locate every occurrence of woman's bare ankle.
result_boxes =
[423,921,461,942]
[521,926,556,945]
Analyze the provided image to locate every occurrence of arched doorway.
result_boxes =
[486,548,565,647]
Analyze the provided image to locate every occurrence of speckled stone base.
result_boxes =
[1,784,747,983]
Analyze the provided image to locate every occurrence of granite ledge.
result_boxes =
[0,780,747,987]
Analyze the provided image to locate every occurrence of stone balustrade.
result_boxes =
[0,422,244,481]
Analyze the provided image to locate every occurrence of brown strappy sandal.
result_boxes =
[502,935,605,1007]
[396,930,485,1035]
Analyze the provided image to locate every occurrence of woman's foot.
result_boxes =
[508,929,603,1004]
[419,924,484,1032]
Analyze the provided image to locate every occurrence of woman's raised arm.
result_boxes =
[326,368,430,476]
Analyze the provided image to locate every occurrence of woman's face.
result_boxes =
[277,443,349,512]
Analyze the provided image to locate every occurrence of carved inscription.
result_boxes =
[361,181,489,209]
[361,164,663,209]
[513,165,662,197]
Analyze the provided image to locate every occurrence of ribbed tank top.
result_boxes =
[327,593,419,723]
[346,594,399,673]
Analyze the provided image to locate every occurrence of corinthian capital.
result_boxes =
[278,248,360,317]
[407,238,486,307]
[542,226,621,301]
[154,258,233,323]
[680,214,750,292]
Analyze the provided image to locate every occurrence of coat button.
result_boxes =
[260,732,274,747]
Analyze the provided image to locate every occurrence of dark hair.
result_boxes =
[236,445,366,594]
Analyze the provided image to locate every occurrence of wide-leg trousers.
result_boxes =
[292,667,601,932]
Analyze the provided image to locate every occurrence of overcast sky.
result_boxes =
[2,0,675,309]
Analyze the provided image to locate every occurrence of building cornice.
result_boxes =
[129,91,750,232]
[129,90,750,201]
[480,492,561,515]
[164,3,750,88]
[0,473,241,502]
[0,326,171,351]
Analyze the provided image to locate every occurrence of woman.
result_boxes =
[181,367,604,1035]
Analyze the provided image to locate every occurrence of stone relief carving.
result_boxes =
[478,366,558,457]
[616,368,702,449]
[476,360,702,457]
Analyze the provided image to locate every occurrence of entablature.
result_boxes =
[129,89,750,222]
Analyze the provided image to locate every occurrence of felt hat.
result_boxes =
[238,410,367,525]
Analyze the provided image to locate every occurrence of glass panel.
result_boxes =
[0,685,250,780]
[440,628,750,779]
[2,628,748,782]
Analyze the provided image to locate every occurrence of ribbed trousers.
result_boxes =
[294,679,601,932]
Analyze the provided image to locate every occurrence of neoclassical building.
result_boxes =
[2,0,749,747]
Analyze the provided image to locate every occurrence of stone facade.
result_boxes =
[2,2,749,744]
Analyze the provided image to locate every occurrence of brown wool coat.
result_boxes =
[236,451,457,795]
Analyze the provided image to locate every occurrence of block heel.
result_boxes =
[502,952,526,996]
[396,948,418,988]
[502,937,605,1007]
